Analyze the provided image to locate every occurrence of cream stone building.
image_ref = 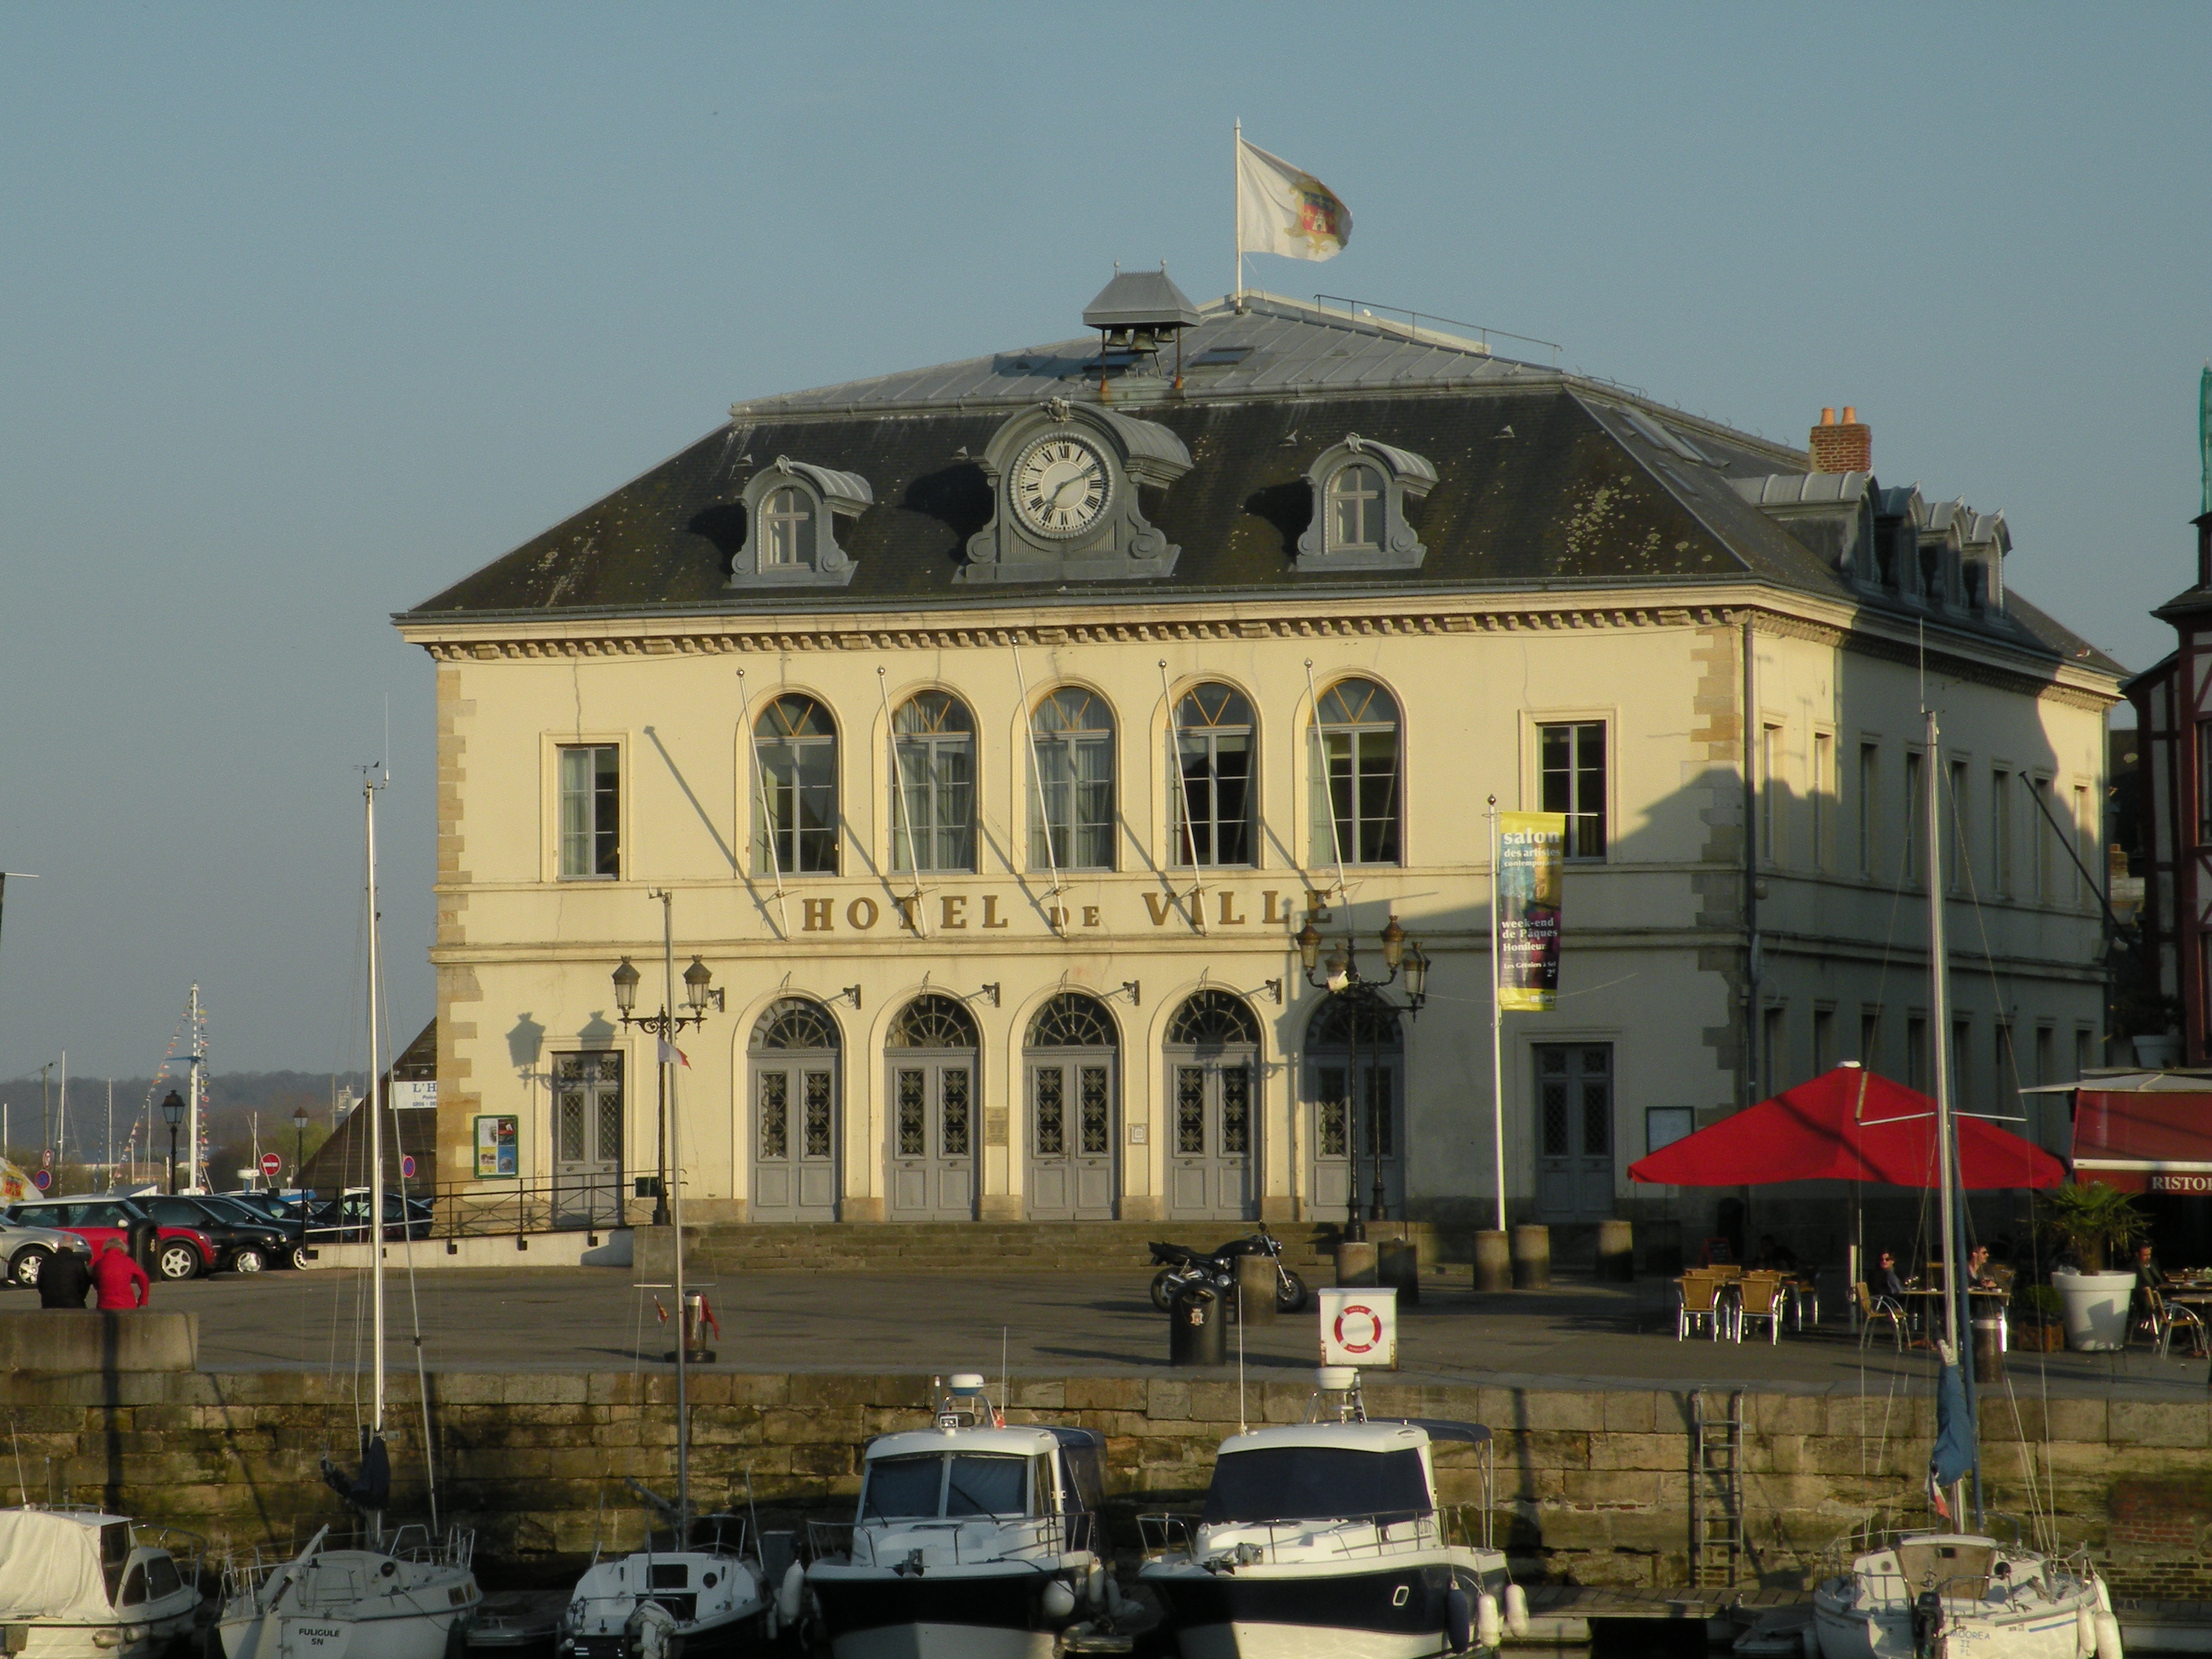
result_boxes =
[394,278,2122,1243]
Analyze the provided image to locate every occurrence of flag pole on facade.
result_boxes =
[1487,796,1506,1234]
[1233,118,1243,307]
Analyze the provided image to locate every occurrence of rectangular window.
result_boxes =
[2029,777,2051,900]
[1813,1007,1836,1074]
[1313,728,1401,865]
[2034,1024,2054,1088]
[1858,742,1879,877]
[1646,1106,1695,1154]
[1992,1022,2012,1115]
[1951,1017,1972,1105]
[1812,731,1834,871]
[2199,721,2212,843]
[1761,1005,1786,1098]
[1907,1016,1928,1092]
[1537,722,1607,859]
[1904,751,1925,884]
[1947,760,1969,891]
[1860,1007,1881,1069]
[1990,769,2011,896]
[1760,723,1783,868]
[2071,786,2090,906]
[1031,729,1114,870]
[756,730,837,875]
[558,745,620,879]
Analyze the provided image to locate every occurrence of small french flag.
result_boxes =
[657,1039,690,1068]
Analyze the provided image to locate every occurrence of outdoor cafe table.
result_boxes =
[1895,1286,2009,1345]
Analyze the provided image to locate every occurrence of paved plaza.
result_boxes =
[41,1264,2212,1399]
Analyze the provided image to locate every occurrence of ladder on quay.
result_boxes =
[1690,1389,1744,1588]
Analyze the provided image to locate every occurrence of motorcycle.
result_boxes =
[1148,1228,1309,1315]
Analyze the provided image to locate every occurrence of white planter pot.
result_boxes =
[2053,1270,2136,1352]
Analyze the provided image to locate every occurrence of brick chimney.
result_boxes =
[1808,404,1871,474]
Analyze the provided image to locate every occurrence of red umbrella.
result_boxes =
[1627,1064,2065,1189]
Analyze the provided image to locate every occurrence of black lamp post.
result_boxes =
[291,1105,310,1187]
[1298,914,1430,1244]
[613,953,715,1225]
[161,1089,185,1196]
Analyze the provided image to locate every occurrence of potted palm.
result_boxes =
[2039,1181,2147,1352]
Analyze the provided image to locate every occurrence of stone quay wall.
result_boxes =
[4,1367,2210,1595]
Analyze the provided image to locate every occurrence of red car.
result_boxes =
[3,1195,218,1282]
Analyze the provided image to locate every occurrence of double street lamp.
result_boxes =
[161,1089,185,1195]
[292,1105,310,1187]
[1297,914,1430,1244]
[612,950,716,1225]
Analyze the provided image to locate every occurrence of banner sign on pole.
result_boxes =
[1498,810,1567,1011]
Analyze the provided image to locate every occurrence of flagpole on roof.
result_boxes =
[1233,119,1243,308]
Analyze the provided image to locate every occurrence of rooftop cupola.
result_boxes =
[1082,265,1201,378]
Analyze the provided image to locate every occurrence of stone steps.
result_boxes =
[635,1220,1456,1277]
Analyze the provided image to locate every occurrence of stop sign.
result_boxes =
[261,1152,283,1177]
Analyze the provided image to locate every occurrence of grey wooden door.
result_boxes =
[1166,1059,1256,1219]
[1535,1043,1615,1221]
[1028,1057,1117,1219]
[1307,1057,1403,1219]
[888,1057,976,1219]
[552,1051,623,1227]
[748,998,841,1222]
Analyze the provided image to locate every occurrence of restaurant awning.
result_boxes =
[1626,1064,2065,1190]
[2073,1086,2212,1195]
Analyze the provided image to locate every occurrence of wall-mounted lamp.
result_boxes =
[1261,978,1284,1006]
[1113,980,1142,1006]
[971,983,1002,1008]
[831,985,863,1010]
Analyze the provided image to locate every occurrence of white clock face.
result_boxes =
[1012,435,1113,538]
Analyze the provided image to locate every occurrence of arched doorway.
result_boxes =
[1025,993,1119,1219]
[1303,997,1405,1222]
[886,993,979,1219]
[1164,990,1261,1220]
[748,997,840,1222]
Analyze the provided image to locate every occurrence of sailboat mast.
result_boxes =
[366,777,386,1440]
[1924,709,1960,1359]
[660,890,689,1537]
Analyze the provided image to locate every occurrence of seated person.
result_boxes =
[1753,1233,1800,1273]
[1877,1250,1911,1301]
[2134,1243,2170,1323]
[1966,1244,1999,1290]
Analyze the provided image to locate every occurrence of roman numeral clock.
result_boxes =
[962,398,1192,583]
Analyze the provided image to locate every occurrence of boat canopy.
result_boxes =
[1391,1419,1490,1445]
[0,1509,128,1622]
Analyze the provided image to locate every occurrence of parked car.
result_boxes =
[304,1188,434,1245]
[0,1215,93,1288]
[1,1196,218,1281]
[219,1189,317,1267]
[138,1195,292,1275]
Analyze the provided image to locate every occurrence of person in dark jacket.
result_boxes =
[92,1239,151,1310]
[36,1245,92,1309]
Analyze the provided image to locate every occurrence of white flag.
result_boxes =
[1238,139,1352,262]
[657,1038,689,1069]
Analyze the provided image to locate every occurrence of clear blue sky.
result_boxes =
[3,3,2207,1076]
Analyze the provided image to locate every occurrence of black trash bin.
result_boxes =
[1168,1284,1225,1367]
[128,1219,158,1274]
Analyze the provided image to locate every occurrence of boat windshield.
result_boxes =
[1202,1447,1430,1525]
[859,1452,1034,1520]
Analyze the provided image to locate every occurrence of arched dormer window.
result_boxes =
[1296,436,1435,571]
[728,457,871,588]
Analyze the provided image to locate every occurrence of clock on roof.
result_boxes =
[1011,434,1114,538]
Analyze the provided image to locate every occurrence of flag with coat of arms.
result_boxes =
[1237,134,1352,262]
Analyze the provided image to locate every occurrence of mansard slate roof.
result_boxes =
[400,293,2113,673]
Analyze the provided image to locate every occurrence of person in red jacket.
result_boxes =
[92,1239,151,1310]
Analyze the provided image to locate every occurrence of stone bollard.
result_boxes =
[1236,1253,1279,1326]
[1335,1241,1379,1287]
[1510,1224,1552,1290]
[1378,1239,1421,1306]
[1972,1316,2005,1384]
[1473,1230,1511,1293]
[1595,1219,1635,1282]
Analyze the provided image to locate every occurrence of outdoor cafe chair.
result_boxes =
[1677,1272,1724,1341]
[2143,1289,2210,1359]
[1855,1281,1905,1352]
[1737,1272,1786,1344]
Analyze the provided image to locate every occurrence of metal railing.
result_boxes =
[420,1178,639,1239]
[1137,1504,1487,1566]
[807,1510,1098,1568]
[217,1523,475,1607]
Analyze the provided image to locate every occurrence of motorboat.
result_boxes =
[1812,1530,2117,1659]
[214,778,481,1659]
[0,1506,206,1659]
[557,1511,772,1659]
[1812,712,2120,1659]
[804,1373,1133,1658]
[216,1524,480,1659]
[1139,1367,1523,1659]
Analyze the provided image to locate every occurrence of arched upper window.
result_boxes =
[1173,683,1254,867]
[753,695,837,875]
[1166,989,1261,1048]
[1310,678,1402,866]
[1028,688,1114,871]
[750,996,840,1052]
[1026,993,1118,1050]
[888,993,980,1049]
[1326,464,1383,552]
[892,692,976,873]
